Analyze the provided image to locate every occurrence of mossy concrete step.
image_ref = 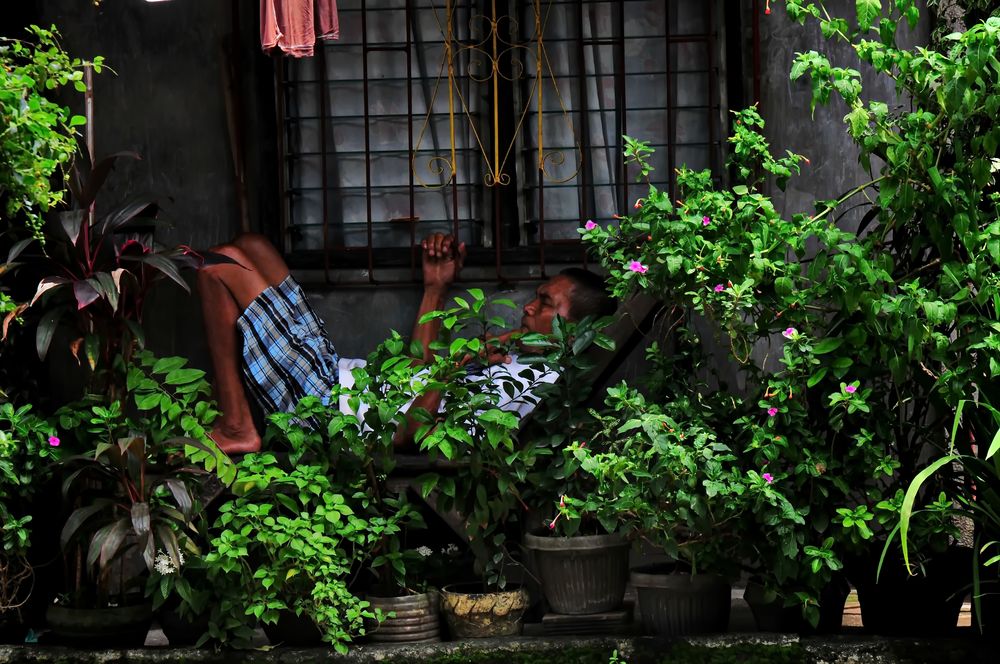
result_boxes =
[0,634,997,664]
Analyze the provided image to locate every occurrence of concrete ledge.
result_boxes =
[1,634,997,664]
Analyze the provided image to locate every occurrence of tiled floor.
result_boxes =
[840,591,972,628]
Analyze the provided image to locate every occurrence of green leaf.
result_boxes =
[899,455,957,573]
[856,0,882,32]
[417,473,439,499]
[807,367,828,388]
[812,337,844,355]
[165,368,206,385]
[153,357,188,374]
[125,253,190,293]
[36,306,66,361]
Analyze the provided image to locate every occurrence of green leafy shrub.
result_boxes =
[201,453,411,651]
[56,353,231,607]
[577,0,1000,622]
[0,402,58,558]
[555,384,797,579]
[412,289,597,588]
[0,25,97,240]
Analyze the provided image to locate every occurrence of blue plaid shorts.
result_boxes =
[236,276,340,415]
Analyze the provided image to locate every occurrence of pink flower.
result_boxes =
[633,198,643,209]
[584,219,597,230]
[782,327,797,339]
[714,284,725,293]
[48,435,60,447]
[767,407,778,417]
[548,519,556,530]
[762,472,774,484]
[702,216,711,226]
[628,260,648,274]
[559,495,566,508]
[845,384,857,394]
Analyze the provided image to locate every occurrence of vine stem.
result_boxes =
[811,175,888,224]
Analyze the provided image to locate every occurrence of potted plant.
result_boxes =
[199,451,413,651]
[578,114,864,631]
[0,402,59,641]
[365,545,441,644]
[412,290,544,637]
[267,337,437,646]
[201,345,422,651]
[49,353,229,646]
[897,399,1000,634]
[578,25,1000,622]
[516,315,631,617]
[768,0,1000,634]
[564,384,794,636]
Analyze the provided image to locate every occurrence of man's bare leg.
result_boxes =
[198,243,274,454]
[232,233,290,287]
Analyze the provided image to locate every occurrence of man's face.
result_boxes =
[521,275,575,335]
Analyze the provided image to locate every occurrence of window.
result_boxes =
[278,0,727,282]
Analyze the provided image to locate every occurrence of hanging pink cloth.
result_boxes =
[261,0,339,58]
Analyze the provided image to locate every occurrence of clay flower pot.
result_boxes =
[524,531,629,615]
[439,583,529,638]
[630,565,730,636]
[366,591,441,643]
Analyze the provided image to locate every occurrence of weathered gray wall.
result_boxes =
[760,0,930,222]
[721,0,933,383]
[33,0,277,365]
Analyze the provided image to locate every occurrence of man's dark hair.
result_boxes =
[559,267,617,320]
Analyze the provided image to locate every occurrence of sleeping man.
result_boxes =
[197,232,615,454]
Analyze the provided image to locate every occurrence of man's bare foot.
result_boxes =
[209,426,262,455]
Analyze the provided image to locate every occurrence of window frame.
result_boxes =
[275,0,738,284]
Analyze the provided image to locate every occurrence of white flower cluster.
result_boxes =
[415,546,433,558]
[153,549,186,575]
[441,543,460,556]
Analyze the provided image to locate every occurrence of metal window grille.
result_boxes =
[277,0,723,284]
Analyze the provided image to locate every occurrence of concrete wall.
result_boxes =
[31,0,278,365]
[759,0,930,223]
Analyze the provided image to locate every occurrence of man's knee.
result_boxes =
[207,243,249,264]
[200,245,252,286]
[232,233,276,257]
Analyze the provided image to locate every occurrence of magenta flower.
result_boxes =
[782,327,797,339]
[584,219,597,231]
[714,284,725,293]
[628,260,648,274]
[762,472,774,484]
[845,384,857,394]
[559,495,566,508]
[767,407,778,417]
[48,435,60,447]
[702,216,711,226]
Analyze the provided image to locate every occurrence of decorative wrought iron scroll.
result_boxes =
[412,0,581,189]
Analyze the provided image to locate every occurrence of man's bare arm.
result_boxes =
[394,234,463,449]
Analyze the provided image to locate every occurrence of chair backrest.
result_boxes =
[583,294,661,405]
